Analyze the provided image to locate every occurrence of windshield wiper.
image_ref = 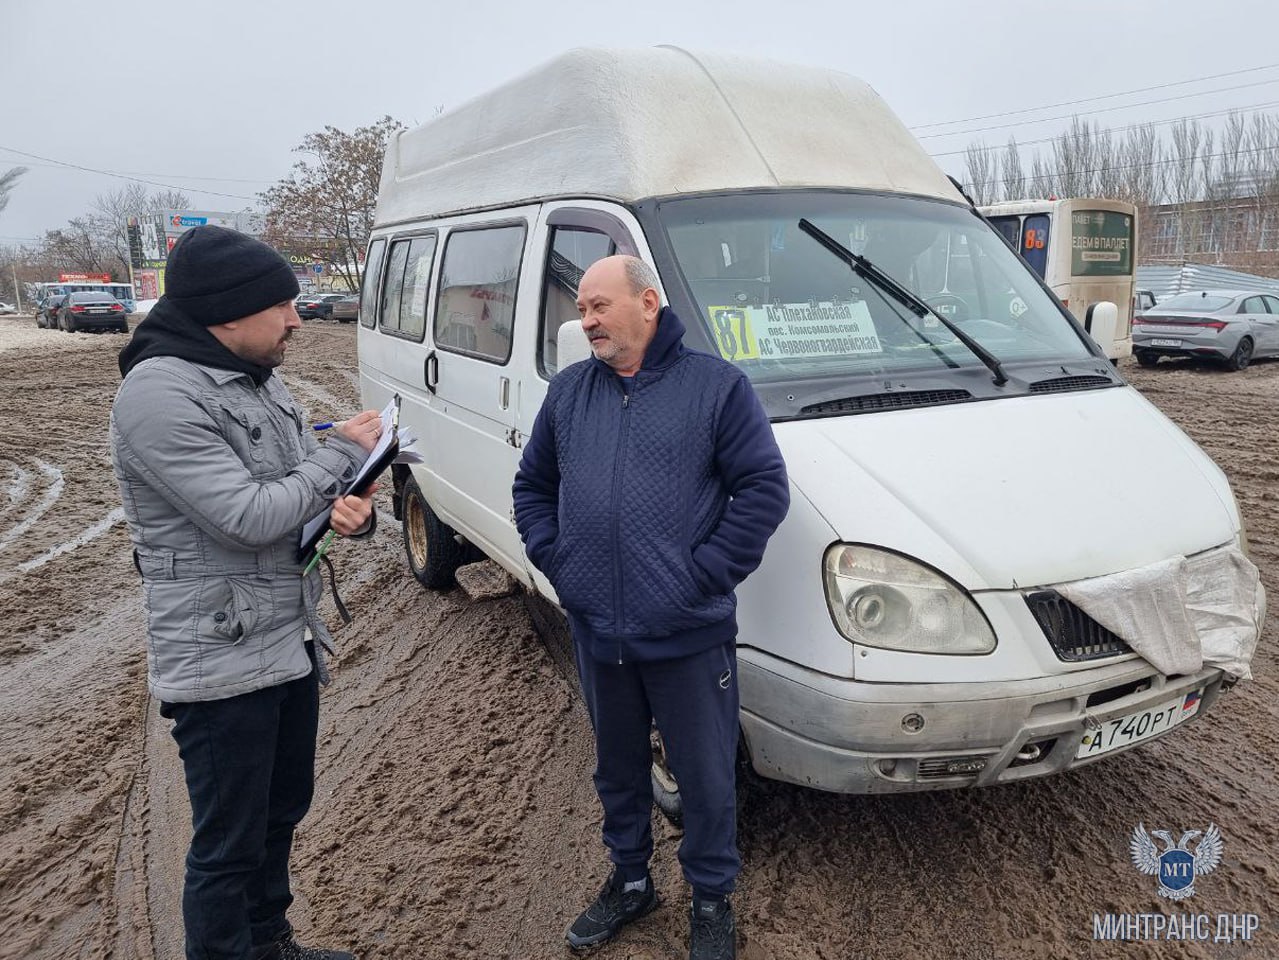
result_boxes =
[797,218,1008,386]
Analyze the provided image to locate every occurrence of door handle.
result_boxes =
[425,351,438,394]
[498,376,510,409]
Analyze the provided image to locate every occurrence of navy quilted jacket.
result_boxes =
[513,307,790,663]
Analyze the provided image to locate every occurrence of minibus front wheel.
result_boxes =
[649,729,763,828]
[401,477,463,589]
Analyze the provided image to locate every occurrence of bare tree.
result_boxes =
[1052,117,1104,198]
[1028,154,1056,200]
[39,185,191,278]
[1002,136,1025,201]
[260,116,405,292]
[0,167,28,217]
[963,141,999,206]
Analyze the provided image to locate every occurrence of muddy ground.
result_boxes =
[0,316,1275,960]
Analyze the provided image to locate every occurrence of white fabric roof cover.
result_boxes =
[1056,545,1264,680]
[375,46,962,226]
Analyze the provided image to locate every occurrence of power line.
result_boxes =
[928,100,1279,159]
[917,78,1279,140]
[911,61,1279,131]
[0,156,271,185]
[0,145,259,200]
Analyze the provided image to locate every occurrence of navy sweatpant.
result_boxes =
[573,639,741,898]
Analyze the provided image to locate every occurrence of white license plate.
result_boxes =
[1077,690,1203,759]
[1149,338,1181,347]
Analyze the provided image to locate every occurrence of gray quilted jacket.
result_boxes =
[110,357,367,702]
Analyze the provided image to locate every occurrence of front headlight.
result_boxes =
[822,544,996,654]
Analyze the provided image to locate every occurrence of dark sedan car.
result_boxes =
[330,295,359,323]
[296,293,348,320]
[58,291,129,333]
[37,294,67,329]
[1132,290,1279,371]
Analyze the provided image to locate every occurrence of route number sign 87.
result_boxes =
[709,307,761,361]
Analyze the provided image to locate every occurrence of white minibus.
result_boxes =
[357,47,1261,800]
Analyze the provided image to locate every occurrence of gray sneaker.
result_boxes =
[689,897,736,960]
[565,868,659,949]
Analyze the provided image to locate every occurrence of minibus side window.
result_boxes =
[434,224,526,363]
[379,240,410,331]
[539,227,614,377]
[396,235,437,340]
[359,239,386,329]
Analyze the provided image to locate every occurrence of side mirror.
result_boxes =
[556,319,592,371]
[1084,301,1119,355]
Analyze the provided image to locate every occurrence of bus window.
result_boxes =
[1021,214,1050,278]
[987,215,1021,251]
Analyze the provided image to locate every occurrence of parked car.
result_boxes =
[1133,289,1157,318]
[296,293,348,320]
[1132,289,1279,370]
[37,294,67,329]
[57,291,129,333]
[0,301,16,315]
[330,294,360,323]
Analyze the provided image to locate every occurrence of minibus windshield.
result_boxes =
[654,191,1096,390]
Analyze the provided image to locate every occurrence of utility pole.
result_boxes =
[11,260,20,313]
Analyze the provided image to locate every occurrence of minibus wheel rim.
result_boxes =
[406,491,429,567]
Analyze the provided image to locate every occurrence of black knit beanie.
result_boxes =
[163,225,300,326]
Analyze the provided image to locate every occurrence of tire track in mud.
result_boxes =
[3,326,1278,959]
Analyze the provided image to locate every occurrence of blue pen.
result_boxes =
[312,422,334,431]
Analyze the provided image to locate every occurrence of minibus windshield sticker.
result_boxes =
[706,301,882,362]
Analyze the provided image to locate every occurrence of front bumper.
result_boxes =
[738,649,1225,794]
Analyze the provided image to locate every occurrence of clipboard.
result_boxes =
[297,396,401,563]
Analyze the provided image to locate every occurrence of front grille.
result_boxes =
[1028,375,1113,394]
[801,389,971,416]
[1025,591,1132,661]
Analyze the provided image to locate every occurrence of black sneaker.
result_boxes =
[565,868,658,949]
[689,897,736,960]
[269,937,355,960]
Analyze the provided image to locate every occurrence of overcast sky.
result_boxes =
[3,0,1278,243]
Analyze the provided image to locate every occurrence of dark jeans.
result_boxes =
[574,640,741,899]
[160,656,319,960]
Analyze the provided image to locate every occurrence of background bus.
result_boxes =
[32,279,136,314]
[980,198,1137,360]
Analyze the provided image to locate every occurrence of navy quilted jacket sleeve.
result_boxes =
[691,375,790,595]
[512,389,561,572]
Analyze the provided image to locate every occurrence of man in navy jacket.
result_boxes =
[513,255,789,960]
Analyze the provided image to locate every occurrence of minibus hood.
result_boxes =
[778,385,1238,590]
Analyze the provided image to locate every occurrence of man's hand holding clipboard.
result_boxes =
[299,396,406,569]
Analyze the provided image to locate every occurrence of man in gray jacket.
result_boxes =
[111,226,379,960]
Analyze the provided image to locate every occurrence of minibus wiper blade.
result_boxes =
[797,218,1009,386]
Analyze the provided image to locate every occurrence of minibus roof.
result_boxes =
[375,46,963,227]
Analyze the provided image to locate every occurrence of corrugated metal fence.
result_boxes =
[1136,262,1279,299]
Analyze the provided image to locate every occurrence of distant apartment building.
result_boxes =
[1141,191,1279,278]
